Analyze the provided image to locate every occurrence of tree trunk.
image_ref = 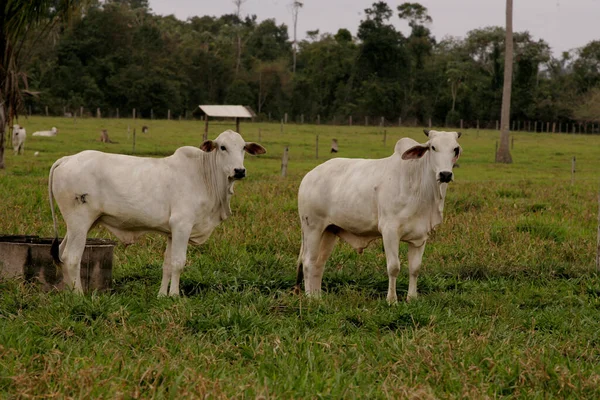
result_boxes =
[496,0,513,163]
[0,104,6,169]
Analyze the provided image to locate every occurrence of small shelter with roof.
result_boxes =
[198,105,256,140]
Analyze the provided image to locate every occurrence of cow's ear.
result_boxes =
[244,142,266,155]
[423,129,430,137]
[200,140,217,152]
[456,131,462,139]
[402,144,429,160]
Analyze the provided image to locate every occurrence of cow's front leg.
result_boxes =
[407,242,426,301]
[158,237,172,297]
[381,226,400,304]
[168,221,192,297]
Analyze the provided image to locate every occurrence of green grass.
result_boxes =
[1,116,600,398]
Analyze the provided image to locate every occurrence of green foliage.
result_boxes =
[8,0,595,129]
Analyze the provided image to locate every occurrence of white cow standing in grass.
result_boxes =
[48,129,266,296]
[295,129,462,303]
[12,124,26,155]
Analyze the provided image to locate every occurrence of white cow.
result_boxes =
[33,127,58,137]
[48,129,266,296]
[12,124,26,155]
[295,129,462,303]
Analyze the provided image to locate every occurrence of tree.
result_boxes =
[0,0,84,169]
[496,0,513,163]
[573,87,600,122]
[290,1,303,73]
[232,0,248,76]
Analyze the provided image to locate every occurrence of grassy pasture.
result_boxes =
[1,116,600,398]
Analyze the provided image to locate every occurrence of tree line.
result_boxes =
[18,0,600,125]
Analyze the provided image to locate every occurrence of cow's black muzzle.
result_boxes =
[439,171,453,183]
[234,168,246,179]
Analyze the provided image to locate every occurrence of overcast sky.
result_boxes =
[149,0,599,56]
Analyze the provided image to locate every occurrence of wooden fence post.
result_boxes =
[204,117,209,141]
[133,108,136,120]
[365,116,369,126]
[552,122,556,133]
[96,108,101,118]
[151,109,154,120]
[428,118,432,128]
[315,135,319,159]
[496,120,499,130]
[281,146,289,177]
[45,106,49,116]
[284,113,288,124]
[398,117,402,126]
[546,122,550,132]
[460,119,463,130]
[571,156,576,185]
[511,136,514,149]
[534,121,538,132]
[596,182,600,273]
[317,114,320,125]
[495,140,498,160]
[80,106,83,118]
[167,109,171,120]
[380,116,385,127]
[349,116,352,126]
[132,128,136,154]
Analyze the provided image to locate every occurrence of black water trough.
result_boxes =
[0,235,115,292]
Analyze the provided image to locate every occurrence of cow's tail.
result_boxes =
[294,235,304,295]
[48,158,62,265]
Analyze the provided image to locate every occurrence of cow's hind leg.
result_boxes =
[158,237,172,297]
[381,225,400,304]
[61,224,93,294]
[407,242,426,301]
[302,228,336,297]
[167,220,192,297]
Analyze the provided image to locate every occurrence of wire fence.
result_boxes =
[23,105,600,135]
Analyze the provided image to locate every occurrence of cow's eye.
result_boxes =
[454,147,460,157]
[220,146,227,151]
[431,146,436,151]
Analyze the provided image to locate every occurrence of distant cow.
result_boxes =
[33,127,58,137]
[295,129,462,303]
[12,124,26,155]
[330,138,338,153]
[48,129,266,295]
[99,129,114,143]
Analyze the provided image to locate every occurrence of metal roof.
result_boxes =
[198,105,255,118]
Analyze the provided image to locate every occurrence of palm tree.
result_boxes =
[0,0,84,169]
[496,0,513,163]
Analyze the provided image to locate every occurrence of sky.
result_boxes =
[149,0,600,57]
